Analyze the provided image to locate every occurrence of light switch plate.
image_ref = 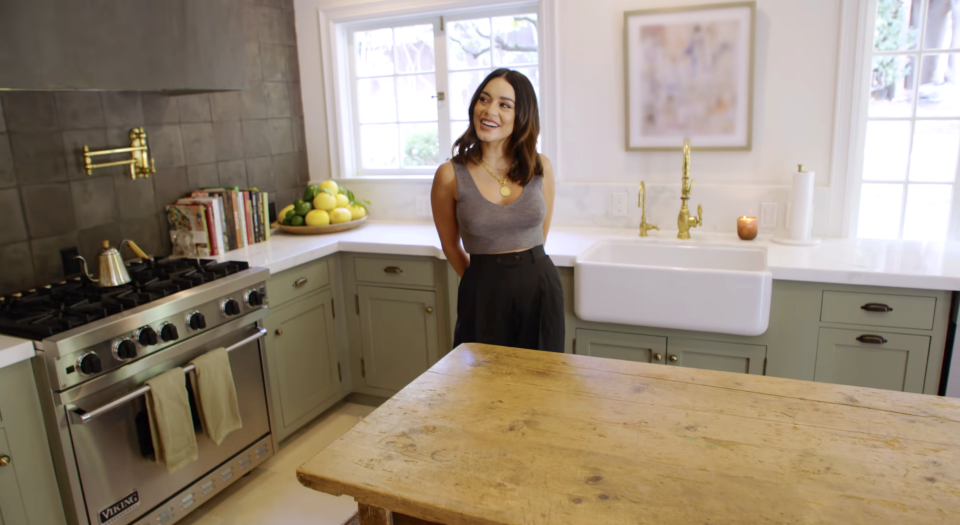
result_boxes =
[416,196,431,217]
[612,192,628,217]
[760,202,778,228]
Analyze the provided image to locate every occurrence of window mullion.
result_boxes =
[435,17,452,163]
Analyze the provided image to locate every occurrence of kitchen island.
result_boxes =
[297,343,960,524]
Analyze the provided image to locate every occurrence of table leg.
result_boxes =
[357,503,443,525]
[358,504,391,525]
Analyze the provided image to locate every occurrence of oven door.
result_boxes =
[64,323,270,525]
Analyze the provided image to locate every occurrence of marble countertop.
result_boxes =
[215,221,960,291]
[4,221,959,370]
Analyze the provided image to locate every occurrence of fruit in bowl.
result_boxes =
[280,181,371,227]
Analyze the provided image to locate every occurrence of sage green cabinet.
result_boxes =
[575,329,667,364]
[666,338,766,375]
[814,328,930,393]
[574,329,765,375]
[263,290,341,442]
[0,360,66,525]
[0,429,28,525]
[358,286,440,392]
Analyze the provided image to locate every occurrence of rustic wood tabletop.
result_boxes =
[297,343,960,524]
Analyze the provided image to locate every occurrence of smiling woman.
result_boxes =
[430,68,562,354]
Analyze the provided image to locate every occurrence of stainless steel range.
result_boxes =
[0,258,275,525]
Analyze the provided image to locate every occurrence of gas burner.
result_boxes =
[0,258,251,339]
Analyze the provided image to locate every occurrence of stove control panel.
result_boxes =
[54,282,268,391]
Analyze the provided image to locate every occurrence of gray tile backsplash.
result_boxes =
[0,1,308,293]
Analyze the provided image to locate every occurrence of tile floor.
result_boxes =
[179,402,376,525]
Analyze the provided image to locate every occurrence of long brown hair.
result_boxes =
[452,68,542,185]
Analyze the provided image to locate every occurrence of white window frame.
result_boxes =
[832,0,960,240]
[294,0,559,181]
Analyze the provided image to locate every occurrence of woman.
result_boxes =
[431,68,563,353]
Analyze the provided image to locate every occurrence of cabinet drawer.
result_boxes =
[354,257,435,288]
[820,291,936,330]
[814,328,930,393]
[266,258,330,307]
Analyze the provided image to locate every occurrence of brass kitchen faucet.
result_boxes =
[677,140,703,239]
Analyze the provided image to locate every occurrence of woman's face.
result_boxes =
[473,77,516,145]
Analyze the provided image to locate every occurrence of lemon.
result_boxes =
[278,204,295,222]
[336,194,350,207]
[320,180,339,195]
[305,209,330,226]
[348,204,367,220]
[330,207,352,224]
[313,192,337,211]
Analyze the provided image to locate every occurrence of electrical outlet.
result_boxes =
[416,196,431,217]
[760,202,778,229]
[612,192,628,217]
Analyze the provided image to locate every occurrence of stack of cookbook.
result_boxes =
[165,187,271,256]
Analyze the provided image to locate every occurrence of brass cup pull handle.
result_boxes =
[275,329,283,336]
[856,335,888,345]
[668,355,678,362]
[653,353,663,361]
[0,455,10,467]
[293,278,308,288]
[861,303,893,313]
[425,307,433,313]
[384,266,403,274]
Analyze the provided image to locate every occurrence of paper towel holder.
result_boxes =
[772,164,821,246]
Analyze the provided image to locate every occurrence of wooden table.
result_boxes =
[297,343,960,524]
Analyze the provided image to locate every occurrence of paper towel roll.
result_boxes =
[788,167,815,241]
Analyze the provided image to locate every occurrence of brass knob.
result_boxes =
[293,277,308,288]
[425,307,433,313]
[653,353,662,361]
[668,355,678,362]
[275,329,283,336]
[0,455,10,467]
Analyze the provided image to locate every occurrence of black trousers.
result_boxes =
[453,245,565,353]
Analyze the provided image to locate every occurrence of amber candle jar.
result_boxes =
[737,216,758,240]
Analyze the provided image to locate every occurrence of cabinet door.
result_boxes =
[575,329,667,364]
[814,328,930,393]
[667,338,766,375]
[358,286,439,392]
[0,429,27,525]
[264,290,340,435]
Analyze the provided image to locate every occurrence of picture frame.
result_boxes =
[624,2,756,151]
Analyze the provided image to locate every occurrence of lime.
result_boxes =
[303,184,320,202]
[288,215,305,226]
[294,200,312,216]
[278,204,295,221]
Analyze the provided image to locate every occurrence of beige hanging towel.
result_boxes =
[145,368,198,474]
[190,348,243,446]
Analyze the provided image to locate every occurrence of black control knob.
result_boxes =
[246,290,263,307]
[189,312,207,330]
[79,353,102,375]
[160,324,179,342]
[223,299,241,316]
[138,326,158,346]
[116,339,138,360]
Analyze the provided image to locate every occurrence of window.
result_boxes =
[345,6,540,177]
[856,0,960,240]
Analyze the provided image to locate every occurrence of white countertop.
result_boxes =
[3,221,959,370]
[216,221,960,291]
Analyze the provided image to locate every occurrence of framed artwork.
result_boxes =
[624,2,755,151]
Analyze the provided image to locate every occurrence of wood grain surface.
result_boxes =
[298,343,960,524]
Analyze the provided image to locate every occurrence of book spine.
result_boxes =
[262,192,270,241]
[250,190,262,242]
[230,191,243,248]
[204,202,219,255]
[214,198,229,253]
[243,191,255,245]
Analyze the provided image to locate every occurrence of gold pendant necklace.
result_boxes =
[479,159,512,197]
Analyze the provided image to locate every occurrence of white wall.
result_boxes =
[297,0,843,234]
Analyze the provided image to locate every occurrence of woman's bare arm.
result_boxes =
[431,162,470,277]
[540,154,556,242]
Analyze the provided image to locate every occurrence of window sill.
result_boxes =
[330,175,435,182]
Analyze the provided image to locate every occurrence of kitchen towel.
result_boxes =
[145,368,198,474]
[189,348,243,446]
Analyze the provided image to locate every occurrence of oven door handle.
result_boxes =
[68,328,267,425]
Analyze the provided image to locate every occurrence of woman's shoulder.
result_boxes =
[538,154,554,179]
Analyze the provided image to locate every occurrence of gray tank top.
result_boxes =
[453,161,546,254]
